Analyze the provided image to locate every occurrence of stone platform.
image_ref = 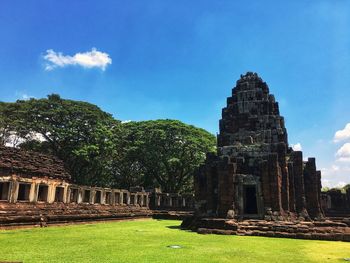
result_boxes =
[0,202,151,228]
[181,217,350,242]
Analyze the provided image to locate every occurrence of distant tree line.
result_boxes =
[322,184,350,193]
[0,94,216,193]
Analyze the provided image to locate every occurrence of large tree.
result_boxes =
[1,96,216,193]
[3,94,120,187]
[118,120,216,193]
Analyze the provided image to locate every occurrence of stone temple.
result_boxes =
[196,72,323,221]
[182,72,350,241]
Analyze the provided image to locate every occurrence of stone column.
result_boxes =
[217,160,235,217]
[291,151,307,216]
[29,182,37,203]
[126,192,130,205]
[277,143,290,212]
[47,184,55,203]
[62,185,68,203]
[287,162,296,212]
[78,187,83,204]
[268,153,283,212]
[10,180,19,203]
[260,159,271,211]
[101,190,106,205]
[304,158,323,219]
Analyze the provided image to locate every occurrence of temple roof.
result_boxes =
[0,146,71,180]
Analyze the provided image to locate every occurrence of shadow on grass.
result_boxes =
[166,225,181,229]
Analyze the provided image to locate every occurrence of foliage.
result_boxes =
[118,120,216,193]
[0,95,216,192]
[0,220,349,263]
[1,94,119,187]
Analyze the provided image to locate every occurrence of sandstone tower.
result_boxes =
[195,72,323,220]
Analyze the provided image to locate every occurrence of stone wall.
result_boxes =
[194,72,324,221]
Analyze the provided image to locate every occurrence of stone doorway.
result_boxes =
[37,184,48,202]
[0,182,10,201]
[18,183,31,201]
[55,186,64,202]
[69,188,79,203]
[94,191,101,204]
[83,190,91,203]
[243,185,258,214]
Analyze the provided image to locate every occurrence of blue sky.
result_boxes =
[0,0,350,187]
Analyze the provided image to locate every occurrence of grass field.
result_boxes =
[0,219,349,263]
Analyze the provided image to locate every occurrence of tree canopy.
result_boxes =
[116,120,216,193]
[0,95,216,193]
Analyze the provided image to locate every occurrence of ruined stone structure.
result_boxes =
[195,72,323,220]
[321,189,350,224]
[0,146,194,227]
[182,73,350,241]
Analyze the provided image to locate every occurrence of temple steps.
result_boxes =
[182,217,350,242]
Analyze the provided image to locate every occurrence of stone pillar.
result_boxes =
[110,191,115,205]
[217,160,235,217]
[260,159,271,211]
[304,158,323,219]
[90,189,95,204]
[47,184,55,203]
[78,187,83,203]
[63,185,68,203]
[126,192,130,205]
[287,162,296,212]
[268,153,283,212]
[29,182,36,203]
[101,190,106,205]
[278,143,289,212]
[10,180,19,203]
[291,151,307,216]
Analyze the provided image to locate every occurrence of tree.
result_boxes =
[119,120,216,193]
[1,95,217,193]
[0,102,28,147]
[9,94,121,187]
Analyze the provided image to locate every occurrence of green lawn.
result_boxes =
[0,219,349,263]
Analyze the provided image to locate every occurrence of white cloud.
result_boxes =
[15,91,35,100]
[334,123,350,142]
[121,120,132,124]
[44,48,112,71]
[336,142,350,161]
[336,181,347,188]
[321,165,350,188]
[291,142,302,151]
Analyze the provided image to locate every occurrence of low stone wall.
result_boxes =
[181,217,350,242]
[0,175,149,207]
[150,192,195,211]
[0,202,151,227]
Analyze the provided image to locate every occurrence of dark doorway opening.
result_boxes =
[37,184,48,202]
[123,193,128,204]
[70,188,79,203]
[95,191,101,204]
[0,182,10,201]
[18,183,31,201]
[115,192,120,204]
[55,187,64,202]
[105,192,112,205]
[244,185,258,214]
[83,190,91,203]
[130,194,135,205]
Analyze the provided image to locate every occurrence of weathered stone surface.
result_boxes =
[195,72,323,220]
[0,146,70,180]
[189,218,350,241]
[184,72,350,241]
